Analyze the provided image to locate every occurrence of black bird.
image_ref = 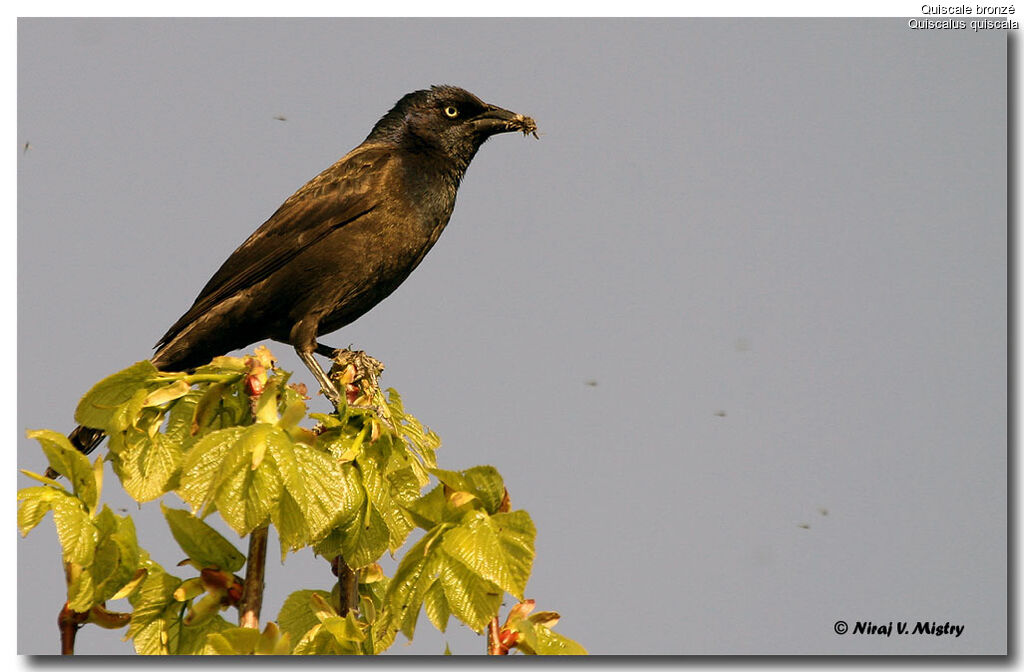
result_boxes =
[61,85,537,466]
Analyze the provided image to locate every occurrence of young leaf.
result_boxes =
[142,379,193,408]
[440,510,536,600]
[336,501,391,569]
[290,602,365,655]
[106,430,183,503]
[404,484,448,530]
[385,528,446,640]
[277,590,332,644]
[51,494,97,566]
[67,564,97,612]
[321,613,365,645]
[213,426,284,535]
[428,468,472,494]
[17,485,61,536]
[202,627,261,655]
[161,505,245,572]
[515,620,588,655]
[436,554,503,632]
[461,466,505,514]
[74,360,162,430]
[110,568,149,600]
[178,426,247,516]
[269,437,357,542]
[127,557,232,654]
[27,429,98,510]
[423,577,451,633]
[358,452,415,553]
[126,559,183,643]
[90,506,143,603]
[256,622,292,655]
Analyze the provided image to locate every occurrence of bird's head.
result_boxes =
[366,85,537,167]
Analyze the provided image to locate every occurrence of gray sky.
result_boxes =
[18,18,1006,655]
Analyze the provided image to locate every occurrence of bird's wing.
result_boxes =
[156,143,393,349]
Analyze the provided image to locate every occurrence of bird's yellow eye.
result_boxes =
[444,105,459,118]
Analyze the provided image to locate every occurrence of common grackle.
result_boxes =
[59,85,537,467]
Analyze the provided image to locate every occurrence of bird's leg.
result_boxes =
[295,347,344,409]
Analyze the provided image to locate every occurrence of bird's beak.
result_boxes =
[473,105,539,138]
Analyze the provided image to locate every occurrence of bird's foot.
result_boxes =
[295,348,345,411]
[324,349,390,419]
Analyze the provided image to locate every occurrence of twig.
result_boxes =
[58,603,88,655]
[331,555,360,616]
[487,617,504,655]
[238,524,269,629]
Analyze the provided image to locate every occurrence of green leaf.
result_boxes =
[423,579,450,633]
[256,622,292,655]
[278,590,332,644]
[322,613,365,644]
[437,553,503,632]
[127,556,232,655]
[107,429,183,503]
[292,623,363,655]
[203,627,261,655]
[168,615,233,655]
[52,494,96,566]
[178,426,247,516]
[67,565,97,612]
[515,619,588,655]
[384,388,440,475]
[252,376,282,425]
[27,429,98,510]
[272,491,309,560]
[91,506,142,603]
[358,452,414,553]
[385,527,446,640]
[203,632,240,655]
[426,465,505,515]
[17,485,60,536]
[163,389,202,445]
[204,623,291,655]
[18,469,64,487]
[428,467,472,494]
[213,425,285,535]
[189,382,234,434]
[142,379,192,407]
[461,466,505,514]
[404,484,447,530]
[127,559,183,643]
[162,505,245,572]
[338,501,391,569]
[440,510,536,600]
[291,606,365,655]
[74,360,161,430]
[270,438,355,544]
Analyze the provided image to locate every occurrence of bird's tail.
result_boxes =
[43,425,106,480]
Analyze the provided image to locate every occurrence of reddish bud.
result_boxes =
[497,628,519,653]
[244,365,267,397]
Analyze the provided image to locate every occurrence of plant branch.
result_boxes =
[58,603,88,655]
[487,617,504,655]
[238,524,269,629]
[331,555,360,616]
